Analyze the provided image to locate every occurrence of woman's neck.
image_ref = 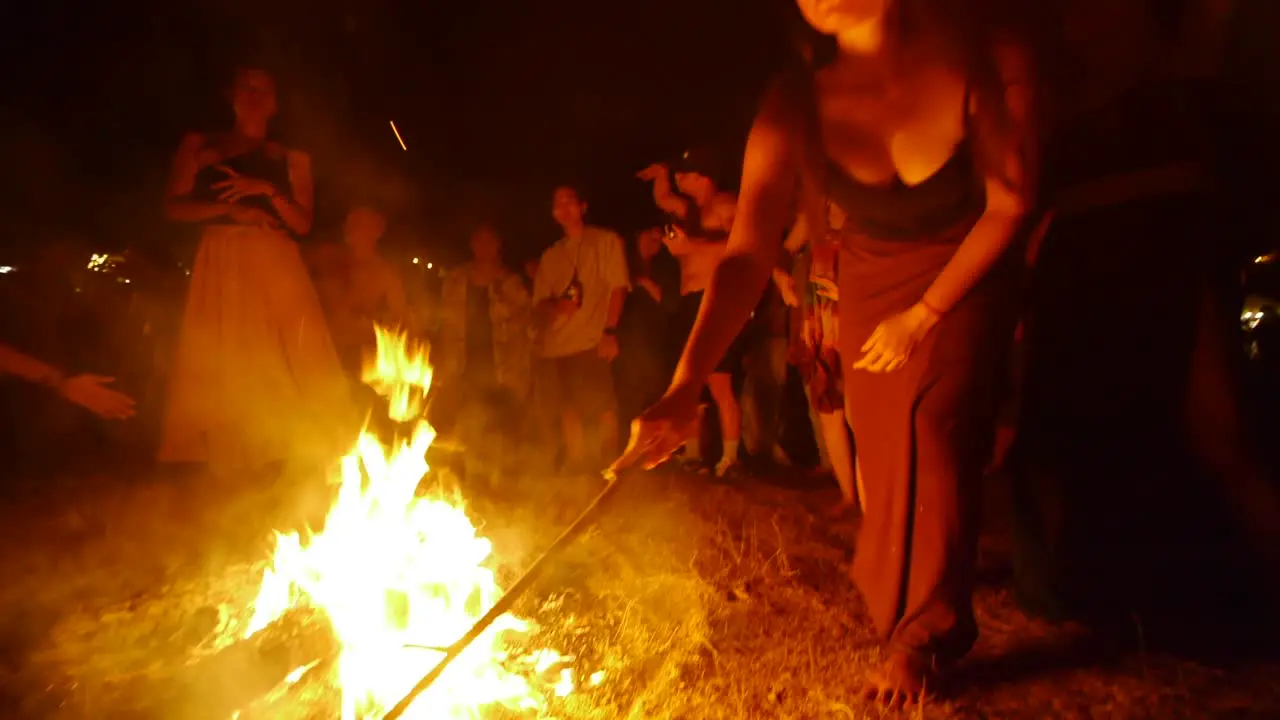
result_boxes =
[234,121,268,140]
[836,16,887,58]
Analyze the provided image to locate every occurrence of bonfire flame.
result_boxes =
[245,326,578,719]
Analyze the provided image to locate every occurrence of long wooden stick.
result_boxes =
[381,472,628,720]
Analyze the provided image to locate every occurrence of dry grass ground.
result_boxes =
[1,464,1278,719]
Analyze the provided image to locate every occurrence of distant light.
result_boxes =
[87,253,108,271]
[412,257,419,265]
[0,266,13,274]
[390,120,408,151]
[426,263,433,270]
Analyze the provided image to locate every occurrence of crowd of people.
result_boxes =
[3,0,1280,709]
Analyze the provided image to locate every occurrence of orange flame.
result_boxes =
[244,326,587,718]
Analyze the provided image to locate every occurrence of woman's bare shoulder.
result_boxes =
[759,69,811,123]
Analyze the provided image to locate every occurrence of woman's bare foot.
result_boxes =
[860,652,935,711]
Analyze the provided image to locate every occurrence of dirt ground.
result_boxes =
[1,463,1279,719]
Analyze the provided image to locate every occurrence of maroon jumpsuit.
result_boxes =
[825,123,1019,664]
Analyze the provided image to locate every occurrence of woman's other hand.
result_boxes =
[852,303,940,373]
[59,374,137,420]
[611,383,701,473]
[212,165,278,203]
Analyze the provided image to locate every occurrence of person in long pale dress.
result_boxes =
[157,67,355,477]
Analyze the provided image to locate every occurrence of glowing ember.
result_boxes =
[244,326,576,719]
[390,120,408,151]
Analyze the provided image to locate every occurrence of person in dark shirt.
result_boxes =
[615,226,681,431]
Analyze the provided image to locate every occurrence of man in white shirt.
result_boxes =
[532,185,631,473]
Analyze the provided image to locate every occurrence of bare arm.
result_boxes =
[651,170,690,219]
[602,231,631,331]
[671,83,797,390]
[163,132,232,223]
[0,344,64,387]
[1,344,136,419]
[919,43,1035,313]
[783,211,810,254]
[664,196,736,268]
[270,150,315,235]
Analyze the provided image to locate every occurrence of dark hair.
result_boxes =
[626,226,672,282]
[226,65,277,95]
[469,222,502,242]
[551,184,587,204]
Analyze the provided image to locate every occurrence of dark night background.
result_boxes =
[0,0,799,268]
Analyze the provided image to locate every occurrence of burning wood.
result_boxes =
[382,470,629,719]
[137,607,339,720]
[237,326,588,718]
